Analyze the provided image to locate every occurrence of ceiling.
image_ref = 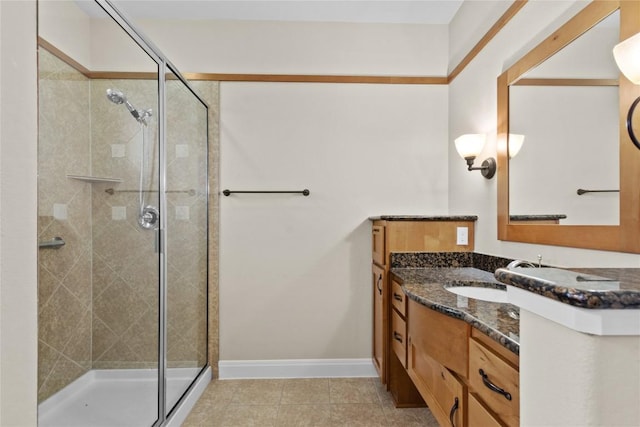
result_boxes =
[103,0,464,25]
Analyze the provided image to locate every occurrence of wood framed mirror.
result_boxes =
[497,0,640,253]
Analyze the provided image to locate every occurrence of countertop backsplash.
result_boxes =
[390,252,514,272]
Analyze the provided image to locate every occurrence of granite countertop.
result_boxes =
[368,215,478,221]
[495,267,640,309]
[391,267,520,355]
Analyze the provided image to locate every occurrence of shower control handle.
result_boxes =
[139,205,159,230]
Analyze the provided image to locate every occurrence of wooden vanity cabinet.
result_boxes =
[407,298,469,426]
[387,278,424,406]
[372,263,386,378]
[406,299,520,427]
[370,218,475,388]
[467,330,520,427]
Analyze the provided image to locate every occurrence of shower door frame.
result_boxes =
[95,1,210,425]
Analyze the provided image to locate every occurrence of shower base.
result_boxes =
[38,366,211,427]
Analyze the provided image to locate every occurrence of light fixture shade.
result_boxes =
[613,32,640,84]
[508,134,525,159]
[454,134,486,159]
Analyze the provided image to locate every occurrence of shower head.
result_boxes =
[106,88,151,125]
[106,88,126,105]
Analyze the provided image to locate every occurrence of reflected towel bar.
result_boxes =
[223,189,310,196]
[105,188,196,196]
[39,237,65,249]
[577,189,620,195]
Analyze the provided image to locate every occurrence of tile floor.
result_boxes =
[182,377,439,426]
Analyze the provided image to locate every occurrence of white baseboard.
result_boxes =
[218,358,377,379]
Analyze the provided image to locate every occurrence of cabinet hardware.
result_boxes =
[376,274,383,295]
[577,188,619,195]
[393,332,403,343]
[479,369,512,401]
[449,396,459,427]
[393,293,403,301]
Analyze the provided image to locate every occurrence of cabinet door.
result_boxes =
[372,263,386,382]
[407,299,469,377]
[407,343,465,427]
[372,225,385,266]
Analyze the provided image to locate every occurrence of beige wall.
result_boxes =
[111,15,450,367]
[0,0,38,425]
[131,19,448,76]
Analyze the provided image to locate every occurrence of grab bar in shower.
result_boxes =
[222,189,310,196]
[105,188,196,196]
[39,237,65,249]
[577,189,620,195]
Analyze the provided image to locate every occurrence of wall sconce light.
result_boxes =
[508,134,525,159]
[454,134,496,179]
[613,32,640,150]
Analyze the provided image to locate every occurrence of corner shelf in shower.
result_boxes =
[67,174,122,184]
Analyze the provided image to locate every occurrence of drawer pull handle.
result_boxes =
[393,293,403,302]
[393,332,403,343]
[479,369,512,401]
[376,274,383,295]
[449,396,459,427]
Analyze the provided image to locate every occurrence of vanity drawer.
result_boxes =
[468,392,505,427]
[372,225,385,266]
[469,338,519,427]
[407,344,465,427]
[391,309,407,368]
[390,280,406,317]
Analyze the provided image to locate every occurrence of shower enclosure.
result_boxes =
[36,1,210,425]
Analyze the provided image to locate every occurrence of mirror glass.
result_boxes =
[498,1,640,253]
[508,11,620,225]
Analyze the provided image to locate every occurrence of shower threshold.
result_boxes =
[38,366,211,427]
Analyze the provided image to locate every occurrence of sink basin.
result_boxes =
[444,283,508,303]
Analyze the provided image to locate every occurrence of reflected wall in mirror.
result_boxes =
[509,10,620,225]
[498,1,640,253]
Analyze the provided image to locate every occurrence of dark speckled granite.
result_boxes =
[495,267,640,309]
[368,215,478,221]
[391,252,474,269]
[391,267,520,355]
[390,252,514,273]
[472,253,515,272]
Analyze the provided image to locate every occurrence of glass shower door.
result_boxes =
[164,67,209,414]
[37,1,162,425]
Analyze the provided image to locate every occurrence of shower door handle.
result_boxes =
[154,229,161,254]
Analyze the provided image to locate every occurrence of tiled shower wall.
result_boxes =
[89,78,161,369]
[38,48,93,402]
[38,48,219,401]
